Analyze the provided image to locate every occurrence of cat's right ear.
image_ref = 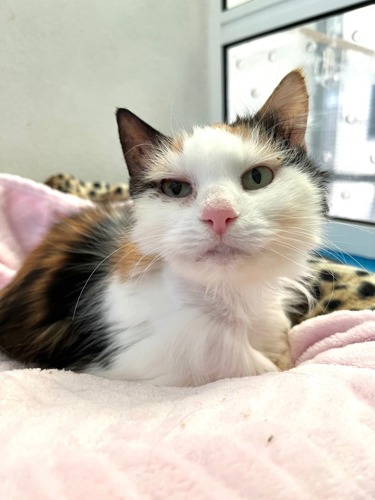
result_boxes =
[116,109,170,178]
[255,70,309,149]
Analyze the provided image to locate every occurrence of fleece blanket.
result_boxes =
[0,174,93,289]
[0,174,375,499]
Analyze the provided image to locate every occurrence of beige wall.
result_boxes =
[0,0,209,182]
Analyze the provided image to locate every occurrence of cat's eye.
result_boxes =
[241,166,273,191]
[160,179,193,198]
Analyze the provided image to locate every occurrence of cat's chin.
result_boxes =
[169,244,254,280]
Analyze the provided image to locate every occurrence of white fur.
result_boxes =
[92,127,325,386]
[95,272,288,386]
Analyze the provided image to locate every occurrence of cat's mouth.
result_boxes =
[196,244,247,263]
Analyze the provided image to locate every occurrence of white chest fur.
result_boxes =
[93,269,290,386]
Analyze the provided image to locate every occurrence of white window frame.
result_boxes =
[208,0,375,260]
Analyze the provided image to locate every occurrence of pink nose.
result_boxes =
[202,206,238,235]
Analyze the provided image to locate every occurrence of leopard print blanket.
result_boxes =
[45,173,375,324]
[45,173,129,203]
[289,259,375,325]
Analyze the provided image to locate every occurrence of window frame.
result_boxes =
[208,0,375,259]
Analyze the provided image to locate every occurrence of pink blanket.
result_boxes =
[1,174,375,499]
[0,173,93,289]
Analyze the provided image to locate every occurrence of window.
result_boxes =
[209,0,375,260]
[225,0,251,9]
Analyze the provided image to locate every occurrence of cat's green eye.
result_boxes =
[160,179,192,198]
[241,166,273,191]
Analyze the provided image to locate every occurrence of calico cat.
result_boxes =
[0,71,328,386]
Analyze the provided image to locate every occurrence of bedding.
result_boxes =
[1,173,375,498]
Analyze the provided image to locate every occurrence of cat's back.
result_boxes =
[0,204,137,369]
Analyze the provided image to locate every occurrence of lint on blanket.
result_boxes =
[0,173,375,499]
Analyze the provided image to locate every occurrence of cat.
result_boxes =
[0,70,329,386]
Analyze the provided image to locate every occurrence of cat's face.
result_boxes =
[117,71,329,285]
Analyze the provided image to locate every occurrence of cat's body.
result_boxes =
[0,71,329,386]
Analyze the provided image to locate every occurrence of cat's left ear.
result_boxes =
[116,109,170,177]
[256,70,308,148]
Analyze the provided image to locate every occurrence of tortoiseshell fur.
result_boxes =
[0,71,332,385]
[0,207,138,369]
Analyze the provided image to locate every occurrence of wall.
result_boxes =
[0,0,209,182]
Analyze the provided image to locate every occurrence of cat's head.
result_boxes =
[116,71,329,285]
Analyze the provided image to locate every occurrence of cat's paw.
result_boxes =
[274,348,294,371]
[275,317,295,370]
[271,326,294,371]
[257,311,294,371]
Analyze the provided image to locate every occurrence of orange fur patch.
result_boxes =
[213,122,252,139]
[170,134,185,153]
[212,123,233,132]
[111,240,158,282]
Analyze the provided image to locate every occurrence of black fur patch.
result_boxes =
[129,178,158,197]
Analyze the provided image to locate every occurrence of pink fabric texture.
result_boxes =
[0,173,93,289]
[0,174,375,499]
